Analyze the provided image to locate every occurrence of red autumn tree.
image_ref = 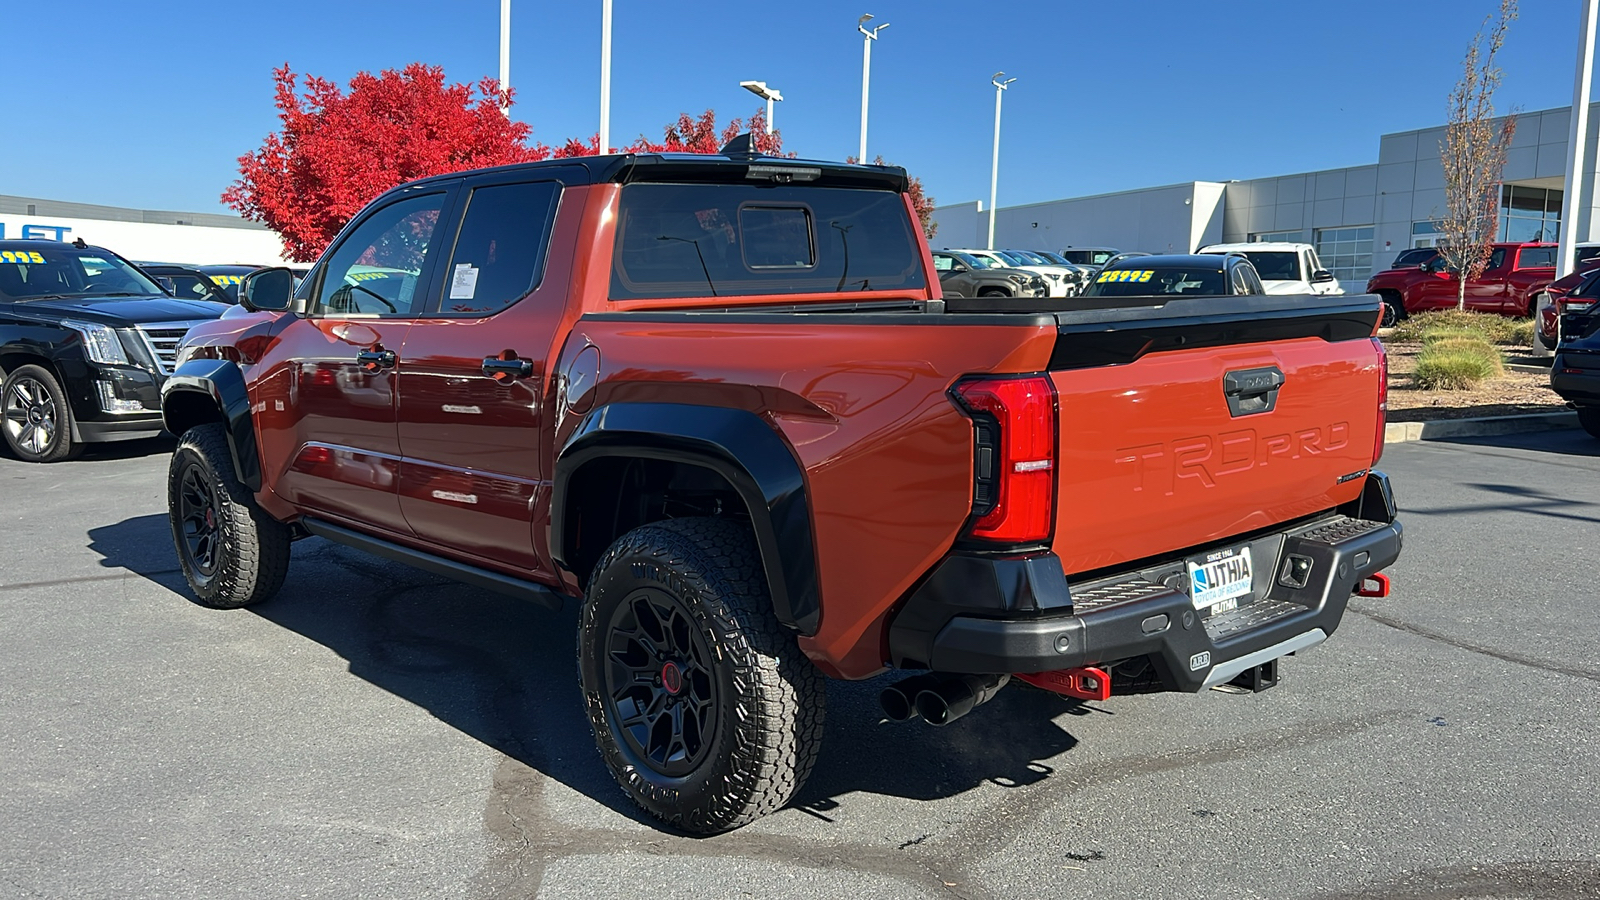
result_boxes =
[223,63,548,261]
[849,156,937,239]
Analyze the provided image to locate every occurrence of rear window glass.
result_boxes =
[1084,267,1227,297]
[610,184,925,299]
[1240,251,1299,280]
[1517,247,1555,269]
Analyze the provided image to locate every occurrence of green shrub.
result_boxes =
[1419,327,1482,345]
[1412,337,1504,390]
[1388,310,1530,346]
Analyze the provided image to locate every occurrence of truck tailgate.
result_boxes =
[1047,295,1383,575]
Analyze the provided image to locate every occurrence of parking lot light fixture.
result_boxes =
[740,80,783,135]
[600,0,613,152]
[858,14,889,161]
[988,72,1016,250]
[499,0,511,117]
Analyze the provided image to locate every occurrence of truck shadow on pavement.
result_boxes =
[87,513,1089,830]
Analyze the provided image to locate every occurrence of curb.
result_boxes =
[1505,362,1551,375]
[1385,411,1579,444]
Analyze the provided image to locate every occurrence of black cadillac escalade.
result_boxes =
[0,240,226,461]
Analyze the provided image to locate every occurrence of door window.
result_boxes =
[1516,247,1555,269]
[312,191,448,317]
[436,180,561,315]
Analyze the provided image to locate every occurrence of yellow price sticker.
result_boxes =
[1096,269,1154,283]
[1,250,46,264]
[207,275,244,285]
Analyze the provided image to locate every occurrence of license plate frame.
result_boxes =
[1187,546,1254,613]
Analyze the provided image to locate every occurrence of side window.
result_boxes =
[1517,247,1555,269]
[932,254,954,272]
[1231,265,1251,295]
[1486,248,1507,271]
[437,180,561,315]
[312,191,447,317]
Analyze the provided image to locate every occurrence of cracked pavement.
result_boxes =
[1,430,1598,899]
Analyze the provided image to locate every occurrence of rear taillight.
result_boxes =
[1372,337,1387,466]
[953,375,1058,544]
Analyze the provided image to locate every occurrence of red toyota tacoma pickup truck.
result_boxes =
[160,144,1402,834]
[1366,241,1556,327]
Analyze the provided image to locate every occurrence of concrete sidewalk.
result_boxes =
[1385,410,1578,443]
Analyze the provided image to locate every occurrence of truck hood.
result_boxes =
[14,295,229,326]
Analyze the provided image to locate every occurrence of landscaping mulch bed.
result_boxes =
[1384,339,1568,422]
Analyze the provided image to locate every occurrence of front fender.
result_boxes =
[161,358,261,491]
[552,402,819,634]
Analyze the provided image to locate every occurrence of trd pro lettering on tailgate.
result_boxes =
[1114,423,1350,494]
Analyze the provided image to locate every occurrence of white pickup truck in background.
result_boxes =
[1198,241,1343,296]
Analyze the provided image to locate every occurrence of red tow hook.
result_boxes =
[1356,572,1392,598]
[1016,666,1112,701]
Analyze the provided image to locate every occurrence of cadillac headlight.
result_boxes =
[61,320,130,365]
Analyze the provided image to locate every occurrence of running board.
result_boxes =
[300,517,568,611]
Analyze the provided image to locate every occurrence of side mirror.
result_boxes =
[238,267,294,312]
[1311,269,1335,284]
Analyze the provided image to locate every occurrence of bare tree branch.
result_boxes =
[1433,0,1520,311]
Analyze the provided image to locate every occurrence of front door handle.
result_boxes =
[482,353,533,381]
[356,348,397,372]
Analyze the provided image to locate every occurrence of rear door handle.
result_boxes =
[482,354,533,380]
[356,348,397,372]
[1222,366,1284,417]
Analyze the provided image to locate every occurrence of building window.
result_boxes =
[1411,221,1442,248]
[1499,185,1561,242]
[1314,226,1375,283]
[1251,230,1306,244]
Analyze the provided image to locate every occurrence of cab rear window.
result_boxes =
[610,183,925,300]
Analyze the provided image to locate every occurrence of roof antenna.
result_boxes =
[719,132,758,158]
[72,237,87,249]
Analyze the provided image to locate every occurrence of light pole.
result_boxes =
[1546,0,1598,358]
[857,14,888,162]
[599,0,613,153]
[988,72,1015,250]
[499,0,510,117]
[740,81,783,135]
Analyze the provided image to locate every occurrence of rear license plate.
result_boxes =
[1188,547,1253,612]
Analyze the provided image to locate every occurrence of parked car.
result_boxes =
[931,250,1047,298]
[1006,249,1091,294]
[1083,253,1266,297]
[160,146,1399,835]
[1551,297,1600,440]
[1058,246,1120,268]
[1196,242,1342,296]
[139,263,235,304]
[1366,241,1556,327]
[0,240,226,461]
[950,248,1075,298]
[1535,260,1600,349]
[197,264,270,302]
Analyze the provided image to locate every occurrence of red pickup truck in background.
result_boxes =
[1366,241,1556,327]
[160,144,1402,834]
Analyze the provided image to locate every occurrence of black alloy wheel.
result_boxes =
[1380,298,1404,329]
[176,460,222,580]
[604,588,720,778]
[1,365,78,462]
[578,517,825,834]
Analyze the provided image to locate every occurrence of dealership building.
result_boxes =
[0,195,287,265]
[932,102,1600,287]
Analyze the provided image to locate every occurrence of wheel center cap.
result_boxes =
[661,661,683,695]
[205,509,215,529]
[26,407,43,424]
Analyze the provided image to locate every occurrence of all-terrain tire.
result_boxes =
[168,423,291,608]
[578,517,825,835]
[1579,406,1600,441]
[1379,294,1405,328]
[978,287,1011,298]
[1,364,81,462]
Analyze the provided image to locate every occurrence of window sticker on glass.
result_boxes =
[0,251,46,264]
[449,263,480,300]
[1096,269,1154,283]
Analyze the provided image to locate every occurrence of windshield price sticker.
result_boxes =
[1,250,46,264]
[1096,269,1153,283]
[207,274,244,286]
[1187,547,1253,610]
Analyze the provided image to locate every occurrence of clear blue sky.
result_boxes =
[0,0,1583,216]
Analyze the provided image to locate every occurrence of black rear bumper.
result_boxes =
[1551,349,1600,405]
[887,472,1403,693]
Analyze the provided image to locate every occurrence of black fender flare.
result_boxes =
[160,358,262,491]
[552,402,820,634]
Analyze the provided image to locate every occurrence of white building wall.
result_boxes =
[932,183,1214,255]
[0,213,287,265]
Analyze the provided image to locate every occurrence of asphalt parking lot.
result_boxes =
[2,431,1598,900]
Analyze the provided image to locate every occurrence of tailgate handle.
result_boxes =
[1222,366,1284,417]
